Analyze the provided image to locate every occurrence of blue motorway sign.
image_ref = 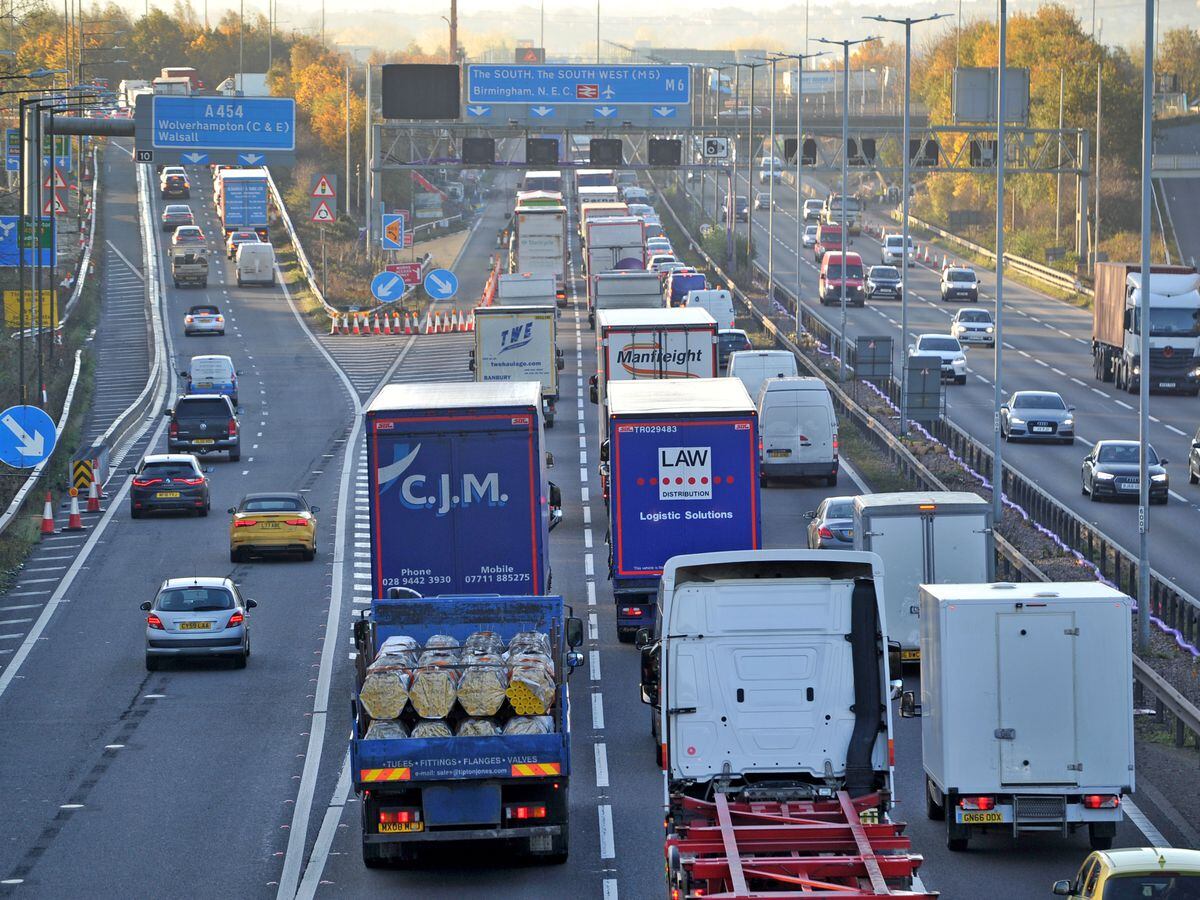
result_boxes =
[151,96,296,152]
[180,151,209,165]
[381,213,407,251]
[371,270,407,303]
[0,404,56,468]
[423,268,459,300]
[0,216,55,268]
[466,65,691,106]
[5,128,17,172]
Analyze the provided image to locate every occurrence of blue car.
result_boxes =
[181,354,239,407]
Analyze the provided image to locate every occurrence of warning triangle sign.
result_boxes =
[42,192,67,215]
[384,218,403,245]
[310,199,336,223]
[42,167,67,190]
[310,175,336,198]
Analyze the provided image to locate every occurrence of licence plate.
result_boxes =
[259,522,281,529]
[960,812,1004,824]
[156,491,181,499]
[1031,426,1052,433]
[1119,483,1138,491]
[1160,382,1176,388]
[901,649,921,661]
[529,834,553,853]
[379,822,423,833]
[179,621,212,630]
[197,382,213,388]
[193,438,215,445]
[767,449,790,457]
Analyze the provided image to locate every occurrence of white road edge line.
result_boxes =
[1126,797,1170,847]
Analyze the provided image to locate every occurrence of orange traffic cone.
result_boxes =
[329,313,339,335]
[66,491,83,531]
[39,491,55,535]
[423,311,433,335]
[394,313,403,334]
[373,314,382,335]
[457,310,466,332]
[341,314,351,334]
[467,310,475,331]
[403,313,412,335]
[434,311,443,334]
[87,479,100,512]
[382,313,392,335]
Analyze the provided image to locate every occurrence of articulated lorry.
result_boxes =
[365,382,561,598]
[640,550,933,898]
[471,305,563,426]
[511,196,568,305]
[603,378,761,638]
[1091,262,1200,395]
[351,593,583,866]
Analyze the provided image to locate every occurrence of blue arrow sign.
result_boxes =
[371,270,406,303]
[151,96,296,152]
[0,404,56,468]
[238,152,266,166]
[180,151,209,165]
[594,106,618,118]
[466,105,492,117]
[423,268,459,301]
[467,65,691,105]
[652,106,678,118]
[530,105,556,118]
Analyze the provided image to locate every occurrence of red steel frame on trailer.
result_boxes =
[665,791,937,899]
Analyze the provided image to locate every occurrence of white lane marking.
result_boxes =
[1167,425,1187,436]
[1051,367,1066,376]
[587,581,596,606]
[1071,377,1088,387]
[603,879,619,900]
[598,805,615,858]
[1126,797,1170,847]
[1091,388,1108,397]
[592,692,605,729]
[585,553,594,576]
[588,613,599,640]
[580,467,588,484]
[294,755,353,900]
[1114,400,1133,410]
[1076,436,1095,447]
[583,506,591,525]
[594,743,610,787]
[0,604,41,612]
[584,528,593,549]
[1035,359,1049,367]
[1058,329,1072,337]
[581,487,590,503]
[589,650,601,681]
[1075,337,1089,345]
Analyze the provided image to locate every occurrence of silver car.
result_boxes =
[141,576,256,670]
[802,224,818,248]
[806,496,856,549]
[999,390,1075,444]
[184,304,225,336]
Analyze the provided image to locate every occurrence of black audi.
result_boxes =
[1081,440,1169,504]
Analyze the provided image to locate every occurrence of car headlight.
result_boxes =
[1191,367,1200,378]
[985,326,994,333]
[1008,416,1025,425]
[1062,418,1074,427]
[1132,365,1140,375]
[1093,471,1115,480]
[1152,473,1168,482]
[953,357,966,366]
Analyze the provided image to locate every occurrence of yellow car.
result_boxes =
[1054,847,1200,898]
[228,492,319,562]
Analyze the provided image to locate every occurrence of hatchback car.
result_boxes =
[941,266,980,302]
[999,390,1075,443]
[160,173,190,199]
[1082,440,1169,503]
[909,334,967,384]
[722,195,749,222]
[802,224,818,248]
[160,204,194,232]
[805,496,856,549]
[949,308,995,346]
[225,229,260,259]
[754,191,770,211]
[129,454,210,518]
[171,225,206,248]
[865,265,902,300]
[717,329,753,372]
[141,576,255,670]
[184,304,225,336]
[228,492,319,562]
[1053,848,1200,899]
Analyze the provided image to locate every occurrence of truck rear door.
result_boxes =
[997,611,1078,785]
[863,516,925,651]
[930,513,991,584]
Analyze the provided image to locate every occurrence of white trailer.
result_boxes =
[512,204,568,304]
[588,271,663,328]
[471,305,562,426]
[584,216,644,278]
[909,581,1134,852]
[853,491,993,656]
[496,272,557,308]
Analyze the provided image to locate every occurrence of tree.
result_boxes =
[1158,28,1200,100]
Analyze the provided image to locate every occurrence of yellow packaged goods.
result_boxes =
[418,648,460,666]
[502,716,553,735]
[359,660,412,720]
[463,631,506,656]
[456,654,509,716]
[364,719,409,740]
[378,635,420,660]
[456,717,501,737]
[409,663,461,719]
[410,720,454,738]
[506,662,556,715]
[507,631,552,658]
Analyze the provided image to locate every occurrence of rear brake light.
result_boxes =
[1083,794,1119,809]
[379,809,420,825]
[959,796,995,811]
[619,606,644,617]
[819,526,834,539]
[234,519,257,527]
[285,518,309,527]
[146,614,164,630]
[132,478,163,487]
[226,611,244,627]
[504,804,547,820]
[177,477,204,486]
[215,315,224,322]
[227,418,238,436]
[168,422,178,438]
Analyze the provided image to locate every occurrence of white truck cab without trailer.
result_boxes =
[727,349,799,399]
[235,241,275,286]
[852,491,993,657]
[684,288,737,330]
[639,549,896,806]
[756,377,838,486]
[904,581,1134,853]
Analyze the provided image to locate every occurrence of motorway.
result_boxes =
[0,144,1189,900]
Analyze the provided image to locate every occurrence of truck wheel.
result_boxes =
[925,776,945,821]
[946,819,969,852]
[361,839,387,869]
[545,829,569,864]
[145,655,160,671]
[1089,824,1115,850]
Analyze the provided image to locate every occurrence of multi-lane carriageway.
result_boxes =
[0,150,1188,900]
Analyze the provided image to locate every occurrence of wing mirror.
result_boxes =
[548,482,563,532]
[999,404,1009,411]
[545,451,554,469]
[1068,405,1076,412]
[163,408,174,417]
[1052,881,1074,896]
[1160,459,1169,466]
[589,374,599,405]
[178,370,189,378]
[804,510,815,519]
[599,440,609,464]
[557,356,565,371]
[565,615,584,648]
[899,691,922,718]
[246,599,258,609]
[227,506,237,514]
[634,627,654,651]
[139,601,152,611]
[310,506,320,513]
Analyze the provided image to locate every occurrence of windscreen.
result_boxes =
[242,497,304,512]
[1013,393,1065,410]
[139,462,198,479]
[825,264,864,280]
[947,270,976,283]
[920,338,961,352]
[1103,874,1200,899]
[1097,444,1158,464]
[177,398,230,417]
[157,587,234,612]
[871,267,899,279]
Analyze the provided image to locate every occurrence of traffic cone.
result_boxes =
[39,491,55,535]
[373,314,382,335]
[404,313,413,335]
[467,310,475,331]
[394,313,403,334]
[329,313,339,335]
[66,491,83,531]
[341,314,351,334]
[382,313,392,335]
[351,314,361,336]
[86,479,100,513]
[434,311,443,334]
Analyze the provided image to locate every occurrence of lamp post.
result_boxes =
[734,62,765,274]
[752,56,779,300]
[993,0,1009,524]
[1136,0,1155,652]
[816,35,879,382]
[866,12,949,425]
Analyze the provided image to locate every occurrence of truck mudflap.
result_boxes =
[667,791,935,899]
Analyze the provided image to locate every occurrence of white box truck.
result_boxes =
[588,270,663,328]
[512,202,568,305]
[471,305,562,426]
[853,491,993,657]
[584,215,644,277]
[906,581,1134,853]
[496,272,557,308]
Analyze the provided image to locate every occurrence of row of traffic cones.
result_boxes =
[329,309,476,336]
[39,481,103,536]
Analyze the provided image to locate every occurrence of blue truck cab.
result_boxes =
[351,594,583,866]
[603,378,762,640]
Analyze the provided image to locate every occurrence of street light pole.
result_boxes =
[993,0,1009,524]
[752,56,778,300]
[867,13,949,427]
[1137,0,1155,652]
[817,35,878,382]
[735,62,764,274]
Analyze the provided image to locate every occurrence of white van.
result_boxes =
[756,376,838,486]
[235,241,276,286]
[727,350,799,398]
[684,288,736,330]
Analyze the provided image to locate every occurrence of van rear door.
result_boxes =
[760,392,801,462]
[795,394,834,465]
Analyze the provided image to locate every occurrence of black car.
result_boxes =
[865,265,902,300]
[1081,440,1169,503]
[130,454,210,518]
[160,174,190,199]
[167,394,241,461]
[717,329,753,371]
[722,195,749,223]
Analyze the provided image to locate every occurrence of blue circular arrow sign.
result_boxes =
[370,270,406,303]
[423,268,459,301]
[0,404,57,468]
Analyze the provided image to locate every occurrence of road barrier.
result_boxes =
[657,176,1200,756]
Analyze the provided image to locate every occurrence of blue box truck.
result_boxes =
[602,378,762,640]
[351,594,583,865]
[365,382,561,598]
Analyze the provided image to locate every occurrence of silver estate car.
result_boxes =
[141,576,256,670]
